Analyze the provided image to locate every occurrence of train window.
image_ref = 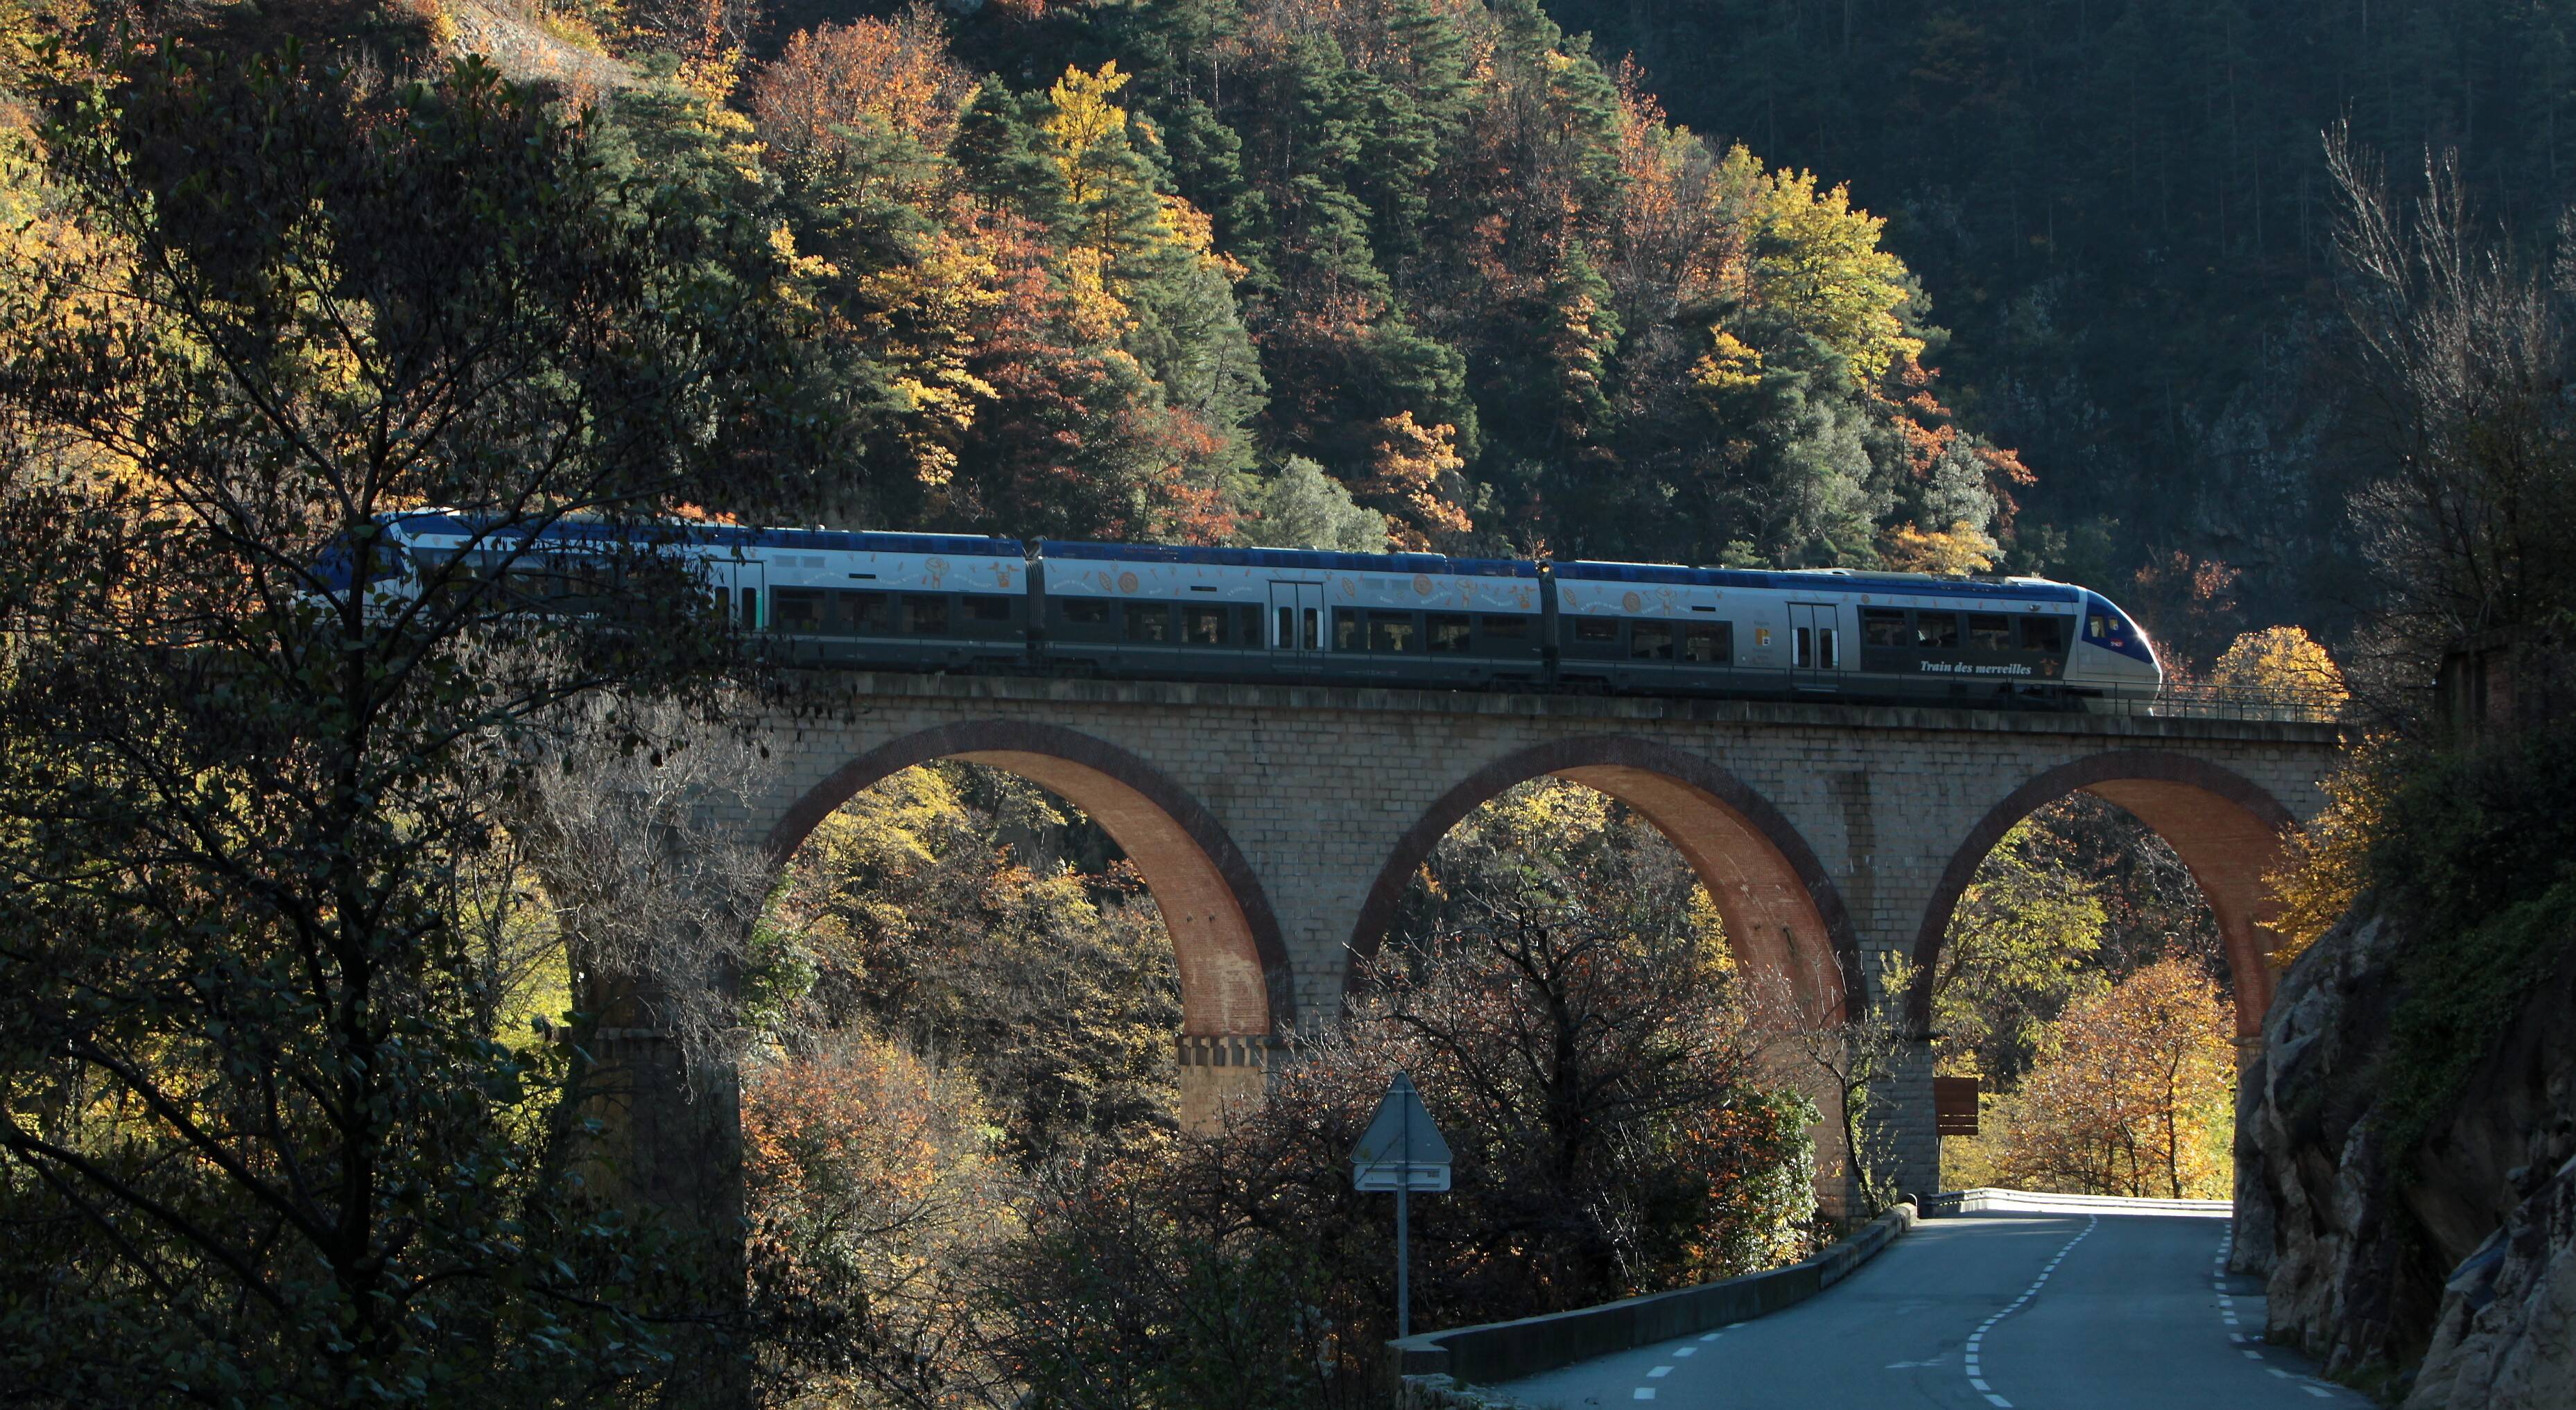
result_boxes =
[1241,605,1265,646]
[1124,603,1171,643]
[1573,617,1620,643]
[742,587,759,629]
[967,595,1014,623]
[1631,623,1675,660]
[902,595,947,634]
[773,588,824,631]
[1862,609,1910,647]
[1428,614,1472,652]
[2087,612,2115,639]
[2019,616,2068,653]
[838,591,888,633]
[1335,613,1363,651]
[1060,598,1109,627]
[1915,613,1960,649]
[1183,604,1229,645]
[1369,613,1418,652]
[1277,606,1294,647]
[1793,626,1811,668]
[1481,614,1529,639]
[1969,614,2012,651]
[1682,623,1731,663]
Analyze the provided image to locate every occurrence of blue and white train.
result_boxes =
[324,512,2163,708]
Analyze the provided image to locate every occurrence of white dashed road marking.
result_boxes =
[1958,1214,2098,1410]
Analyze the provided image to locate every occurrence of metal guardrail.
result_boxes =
[1919,1187,2233,1217]
[2090,684,2348,725]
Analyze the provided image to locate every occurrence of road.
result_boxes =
[1490,1204,2366,1409]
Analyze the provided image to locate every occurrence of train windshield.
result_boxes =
[2080,593,2157,665]
[311,531,413,593]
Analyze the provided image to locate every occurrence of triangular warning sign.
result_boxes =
[1350,1072,1451,1190]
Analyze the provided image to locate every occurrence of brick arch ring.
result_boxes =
[1905,748,2299,1044]
[763,720,1295,1039]
[1347,736,1865,1026]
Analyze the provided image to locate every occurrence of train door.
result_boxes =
[1268,582,1324,665]
[727,557,766,630]
[1788,602,1842,693]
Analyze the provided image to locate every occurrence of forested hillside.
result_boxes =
[1541,0,2576,641]
[0,0,2041,577]
[0,2,2447,1405]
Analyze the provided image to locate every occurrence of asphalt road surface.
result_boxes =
[1492,1206,2367,1410]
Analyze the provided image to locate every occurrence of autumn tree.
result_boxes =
[744,1030,1010,1407]
[765,763,1184,1160]
[1378,780,1817,1293]
[1930,819,2111,1087]
[2126,549,2245,676]
[748,6,976,153]
[0,42,835,1406]
[1881,519,2000,575]
[2210,625,2350,711]
[1997,957,2238,1200]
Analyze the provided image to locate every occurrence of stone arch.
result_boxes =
[766,721,1296,1051]
[1349,736,1862,1026]
[1905,749,2301,1048]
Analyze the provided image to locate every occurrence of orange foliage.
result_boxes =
[1998,956,2236,1199]
[1881,520,1998,575]
[743,1031,1001,1384]
[1605,64,1749,318]
[925,215,1240,543]
[1357,411,1473,548]
[749,6,974,153]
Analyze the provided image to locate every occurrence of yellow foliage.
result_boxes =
[1359,411,1472,549]
[1996,957,2236,1199]
[849,229,1005,487]
[1690,329,1765,394]
[1043,61,1132,217]
[1880,520,1998,575]
[2211,625,2349,708]
[2265,742,2389,968]
[1739,148,1924,383]
[1055,243,1130,342]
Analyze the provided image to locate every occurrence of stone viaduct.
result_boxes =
[714,672,2342,1201]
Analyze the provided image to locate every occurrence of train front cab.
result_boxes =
[2070,591,2161,703]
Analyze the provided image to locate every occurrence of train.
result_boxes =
[320,512,2164,708]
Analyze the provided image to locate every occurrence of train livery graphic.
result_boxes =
[316,513,2163,708]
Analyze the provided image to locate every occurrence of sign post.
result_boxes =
[1349,1072,1451,1339]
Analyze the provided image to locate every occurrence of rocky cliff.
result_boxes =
[2235,900,2576,1407]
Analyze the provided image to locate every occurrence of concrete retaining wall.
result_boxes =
[1386,1203,1919,1391]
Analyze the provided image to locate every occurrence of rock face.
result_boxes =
[2408,1154,2576,1410]
[2235,902,2576,1403]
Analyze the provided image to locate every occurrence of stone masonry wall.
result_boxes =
[728,674,2340,1199]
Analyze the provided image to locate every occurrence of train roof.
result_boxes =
[1555,559,2084,602]
[1035,540,1541,578]
[387,512,1021,558]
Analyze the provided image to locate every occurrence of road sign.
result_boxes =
[1351,1072,1451,1341]
[1351,1071,1453,1192]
